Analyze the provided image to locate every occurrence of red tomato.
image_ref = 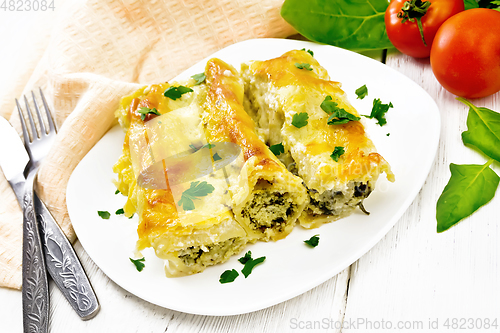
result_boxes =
[385,0,464,58]
[430,9,500,99]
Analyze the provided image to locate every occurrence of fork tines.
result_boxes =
[16,89,56,143]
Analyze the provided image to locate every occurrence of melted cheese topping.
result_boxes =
[244,50,393,193]
[203,58,284,171]
[113,80,246,251]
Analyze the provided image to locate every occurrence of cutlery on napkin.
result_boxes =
[0,110,99,321]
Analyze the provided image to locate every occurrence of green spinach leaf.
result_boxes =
[464,0,480,9]
[281,0,393,51]
[478,0,500,10]
[460,97,500,163]
[436,161,499,232]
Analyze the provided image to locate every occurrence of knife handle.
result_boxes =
[22,173,49,333]
[35,193,100,320]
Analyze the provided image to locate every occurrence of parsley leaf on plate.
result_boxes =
[304,234,320,247]
[177,181,215,211]
[363,98,393,126]
[238,251,252,264]
[294,62,313,71]
[330,146,345,162]
[163,85,193,100]
[301,48,314,56]
[292,112,309,128]
[137,107,161,121]
[130,257,145,272]
[219,269,239,284]
[98,211,110,219]
[115,189,120,195]
[269,143,285,156]
[115,208,125,215]
[241,256,266,278]
[355,84,368,99]
[191,72,206,85]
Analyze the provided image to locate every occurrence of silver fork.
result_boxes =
[17,90,54,333]
[17,90,100,330]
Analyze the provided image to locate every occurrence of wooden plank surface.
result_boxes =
[342,52,500,332]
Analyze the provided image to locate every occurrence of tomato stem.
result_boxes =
[397,0,431,46]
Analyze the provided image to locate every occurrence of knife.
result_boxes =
[0,116,100,320]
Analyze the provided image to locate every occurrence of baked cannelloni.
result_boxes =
[113,81,249,277]
[113,50,394,277]
[202,58,308,241]
[242,50,394,228]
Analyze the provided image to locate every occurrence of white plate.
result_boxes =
[67,38,440,316]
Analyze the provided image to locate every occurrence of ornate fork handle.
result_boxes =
[36,193,100,320]
[22,172,49,333]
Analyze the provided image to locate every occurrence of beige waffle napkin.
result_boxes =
[0,0,295,290]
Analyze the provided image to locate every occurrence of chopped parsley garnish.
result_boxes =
[330,146,345,162]
[387,133,390,136]
[304,235,320,247]
[137,107,161,121]
[189,144,199,152]
[203,143,215,149]
[294,62,313,71]
[129,257,145,272]
[327,110,360,125]
[128,214,134,219]
[241,256,266,278]
[219,269,239,284]
[355,84,368,99]
[292,112,309,128]
[269,143,285,156]
[320,95,339,114]
[98,211,110,219]
[363,98,394,126]
[115,189,120,195]
[238,251,252,264]
[115,208,125,215]
[163,85,193,100]
[213,152,222,161]
[321,96,360,125]
[301,48,314,56]
[177,181,215,211]
[191,72,206,85]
